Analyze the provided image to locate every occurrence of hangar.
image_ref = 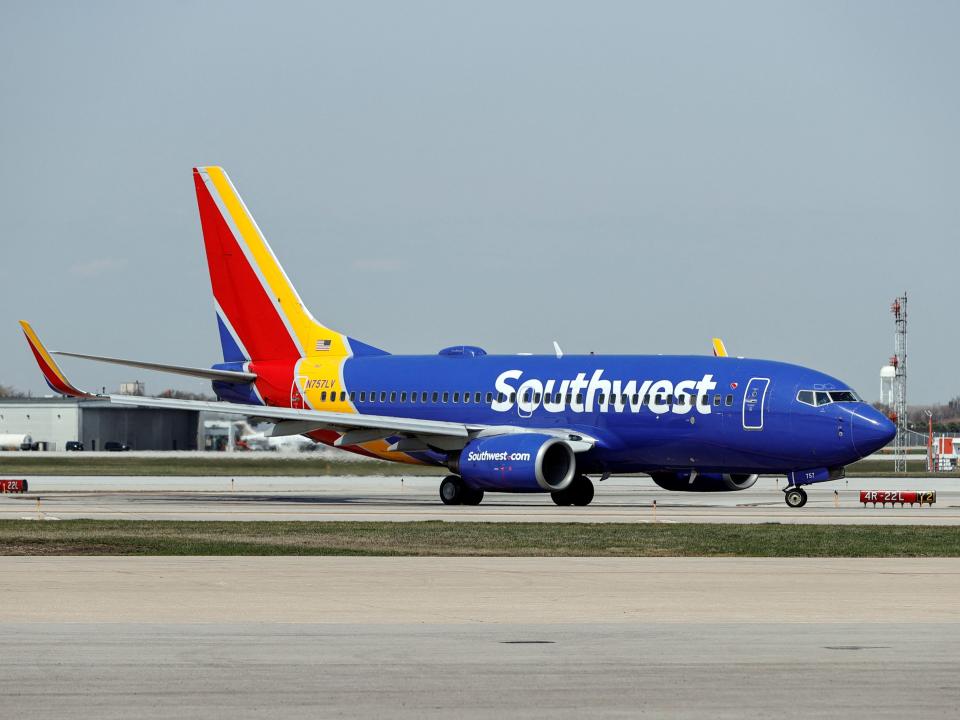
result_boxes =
[0,397,203,451]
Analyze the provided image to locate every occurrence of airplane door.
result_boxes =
[742,377,770,430]
[291,375,308,409]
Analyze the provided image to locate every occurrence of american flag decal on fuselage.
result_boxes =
[315,339,332,352]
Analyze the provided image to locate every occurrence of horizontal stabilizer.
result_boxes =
[52,350,256,383]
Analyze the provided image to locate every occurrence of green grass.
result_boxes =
[2,520,960,556]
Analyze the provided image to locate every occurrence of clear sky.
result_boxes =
[1,1,957,402]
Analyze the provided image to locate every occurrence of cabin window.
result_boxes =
[475,392,482,403]
[453,392,460,403]
[350,392,356,401]
[497,392,505,403]
[442,392,449,403]
[632,394,639,404]
[713,394,720,406]
[510,392,516,403]
[421,392,428,403]
[576,393,584,404]
[410,392,416,403]
[643,394,651,405]
[339,391,346,402]
[379,392,385,403]
[725,394,733,406]
[432,392,439,403]
[677,395,685,406]
[359,392,366,402]
[566,393,573,403]
[598,394,606,404]
[486,392,493,403]
[320,391,327,401]
[699,394,708,405]
[533,392,541,403]
[400,392,407,402]
[369,390,376,402]
[388,392,395,403]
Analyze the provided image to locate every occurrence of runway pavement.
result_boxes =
[2,557,959,719]
[1,475,958,523]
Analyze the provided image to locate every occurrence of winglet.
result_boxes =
[712,337,728,357]
[19,321,95,397]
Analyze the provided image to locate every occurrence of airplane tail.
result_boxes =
[193,166,387,362]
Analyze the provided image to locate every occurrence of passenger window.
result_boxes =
[632,394,639,404]
[421,392,428,403]
[486,392,493,403]
[369,391,375,402]
[644,394,650,405]
[667,394,674,405]
[320,391,327,401]
[700,394,708,405]
[410,392,416,404]
[432,392,439,403]
[360,392,366,402]
[400,392,407,402]
[510,392,516,403]
[576,393,584,404]
[390,392,396,403]
[442,392,449,403]
[475,392,482,403]
[340,391,346,402]
[453,392,460,403]
[533,392,541,403]
[725,394,733,406]
[713,395,720,406]
[598,394,606,404]
[677,395,685,406]
[380,392,387,403]
[566,393,573,403]
[350,392,356,401]
[497,392,505,403]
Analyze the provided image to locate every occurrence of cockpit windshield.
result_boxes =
[797,389,863,407]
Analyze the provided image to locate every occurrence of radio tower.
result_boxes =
[891,293,908,472]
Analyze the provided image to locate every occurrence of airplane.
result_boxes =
[19,166,896,508]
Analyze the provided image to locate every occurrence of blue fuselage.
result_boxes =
[332,353,895,475]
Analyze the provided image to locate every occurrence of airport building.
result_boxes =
[0,397,205,451]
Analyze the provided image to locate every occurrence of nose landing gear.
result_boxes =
[784,487,808,508]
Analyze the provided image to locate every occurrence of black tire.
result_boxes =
[784,487,807,508]
[462,487,484,506]
[440,476,465,505]
[571,476,595,506]
[551,489,572,506]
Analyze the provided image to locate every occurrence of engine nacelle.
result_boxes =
[449,433,576,493]
[651,471,759,492]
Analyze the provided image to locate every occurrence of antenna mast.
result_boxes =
[891,293,908,472]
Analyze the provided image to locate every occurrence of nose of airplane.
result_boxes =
[851,407,897,456]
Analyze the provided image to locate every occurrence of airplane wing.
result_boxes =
[20,321,595,453]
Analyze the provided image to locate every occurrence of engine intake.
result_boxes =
[651,471,759,492]
[449,433,576,492]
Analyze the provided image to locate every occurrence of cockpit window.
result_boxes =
[797,390,815,406]
[829,390,861,403]
[798,388,863,407]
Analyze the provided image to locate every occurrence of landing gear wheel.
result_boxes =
[571,476,594,506]
[462,487,484,506]
[440,476,466,505]
[551,475,595,507]
[784,487,807,508]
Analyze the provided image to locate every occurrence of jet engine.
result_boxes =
[650,471,759,492]
[449,433,576,492]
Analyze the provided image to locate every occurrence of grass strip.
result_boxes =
[2,520,960,556]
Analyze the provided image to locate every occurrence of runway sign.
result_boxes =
[0,479,28,493]
[860,490,935,506]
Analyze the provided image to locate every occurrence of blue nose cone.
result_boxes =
[851,408,897,456]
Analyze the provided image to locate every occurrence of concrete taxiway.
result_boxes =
[2,475,958,523]
[2,557,960,719]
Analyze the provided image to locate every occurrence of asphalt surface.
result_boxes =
[1,475,958,523]
[2,557,959,719]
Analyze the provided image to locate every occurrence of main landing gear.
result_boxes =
[439,476,484,506]
[551,475,595,507]
[783,487,808,508]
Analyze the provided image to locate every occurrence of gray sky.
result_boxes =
[1,1,957,403]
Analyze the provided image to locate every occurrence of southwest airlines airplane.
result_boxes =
[20,167,895,508]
